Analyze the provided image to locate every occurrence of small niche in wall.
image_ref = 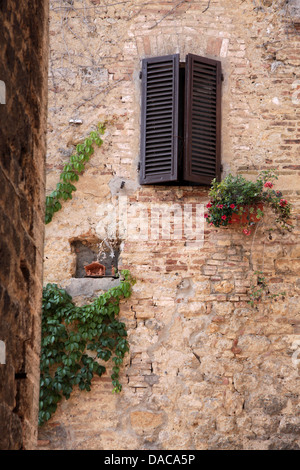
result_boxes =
[70,236,121,278]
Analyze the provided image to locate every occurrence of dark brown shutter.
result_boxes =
[140,54,179,184]
[184,54,222,185]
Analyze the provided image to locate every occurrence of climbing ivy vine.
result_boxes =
[45,123,105,224]
[39,270,135,427]
[248,270,286,309]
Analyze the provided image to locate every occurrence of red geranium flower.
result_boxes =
[206,202,212,208]
[264,182,273,188]
[218,204,223,209]
[204,213,209,218]
[279,199,287,207]
[221,215,227,220]
[230,204,235,209]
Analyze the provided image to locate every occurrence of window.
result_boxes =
[139,54,222,186]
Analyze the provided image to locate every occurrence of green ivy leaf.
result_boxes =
[45,123,105,224]
[39,273,134,426]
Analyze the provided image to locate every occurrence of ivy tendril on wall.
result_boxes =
[248,270,286,309]
[39,271,135,426]
[45,123,105,224]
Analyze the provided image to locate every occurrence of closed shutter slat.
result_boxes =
[140,54,179,184]
[184,53,222,185]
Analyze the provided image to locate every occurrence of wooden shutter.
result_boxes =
[184,54,222,185]
[140,54,179,184]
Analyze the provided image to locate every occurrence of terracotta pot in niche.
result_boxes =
[84,262,106,277]
[230,203,264,225]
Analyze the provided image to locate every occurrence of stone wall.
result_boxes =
[0,1,48,449]
[40,0,300,450]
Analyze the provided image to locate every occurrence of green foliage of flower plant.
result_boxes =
[45,123,105,224]
[204,169,293,234]
[39,270,135,427]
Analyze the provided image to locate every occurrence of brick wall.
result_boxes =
[40,0,300,450]
[0,1,48,449]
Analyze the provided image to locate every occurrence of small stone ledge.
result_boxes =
[64,277,121,299]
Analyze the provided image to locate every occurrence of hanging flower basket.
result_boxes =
[84,262,106,277]
[204,170,292,235]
